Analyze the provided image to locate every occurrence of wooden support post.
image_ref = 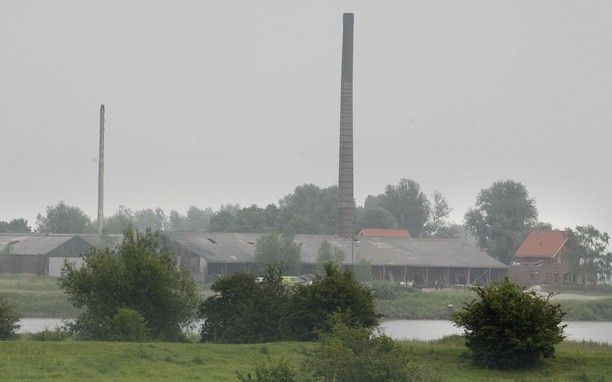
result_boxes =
[467,268,471,284]
[425,267,429,287]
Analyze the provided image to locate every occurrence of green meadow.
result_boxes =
[0,338,610,381]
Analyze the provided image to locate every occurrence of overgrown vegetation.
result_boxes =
[282,263,378,340]
[0,293,20,339]
[59,229,198,341]
[200,264,287,343]
[200,262,378,343]
[303,316,441,382]
[452,278,565,369]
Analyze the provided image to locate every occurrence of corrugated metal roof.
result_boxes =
[160,232,506,269]
[0,234,74,256]
[0,233,123,256]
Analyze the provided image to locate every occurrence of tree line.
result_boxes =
[2,178,610,284]
[1,179,456,236]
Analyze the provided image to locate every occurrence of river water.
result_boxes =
[18,318,612,344]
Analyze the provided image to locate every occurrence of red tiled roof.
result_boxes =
[359,228,412,238]
[515,230,567,258]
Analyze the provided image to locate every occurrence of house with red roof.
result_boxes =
[509,230,571,286]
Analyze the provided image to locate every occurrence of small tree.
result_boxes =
[254,233,302,275]
[355,256,373,282]
[59,229,198,341]
[451,278,565,369]
[281,263,378,340]
[0,294,20,339]
[316,240,345,274]
[565,226,610,289]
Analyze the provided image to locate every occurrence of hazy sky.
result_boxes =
[1,1,611,236]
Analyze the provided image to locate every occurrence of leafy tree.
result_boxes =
[366,179,431,236]
[235,205,268,232]
[168,210,187,231]
[451,278,565,369]
[0,294,20,339]
[316,240,345,274]
[254,233,302,275]
[0,218,32,233]
[209,210,236,232]
[278,184,338,234]
[133,208,167,232]
[36,201,94,233]
[59,229,198,341]
[424,191,457,237]
[281,263,378,340]
[199,264,288,343]
[356,207,397,230]
[464,180,538,264]
[103,205,135,234]
[185,206,214,231]
[565,226,611,289]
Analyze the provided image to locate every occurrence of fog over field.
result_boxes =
[1,1,611,236]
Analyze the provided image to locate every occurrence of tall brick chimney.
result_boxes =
[97,104,105,234]
[336,13,355,239]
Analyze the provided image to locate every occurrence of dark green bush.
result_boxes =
[59,229,198,341]
[0,294,20,339]
[200,263,287,343]
[110,308,149,341]
[281,263,379,340]
[451,278,565,369]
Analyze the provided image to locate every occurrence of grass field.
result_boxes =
[0,337,610,381]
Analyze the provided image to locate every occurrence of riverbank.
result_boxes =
[0,337,609,381]
[374,288,612,321]
[2,274,612,321]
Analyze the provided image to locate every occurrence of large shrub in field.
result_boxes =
[59,229,198,341]
[451,278,565,369]
[0,294,20,339]
[305,316,439,382]
[200,263,287,343]
[281,263,378,341]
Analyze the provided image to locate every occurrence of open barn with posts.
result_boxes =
[159,229,507,285]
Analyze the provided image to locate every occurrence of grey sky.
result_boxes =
[1,1,611,236]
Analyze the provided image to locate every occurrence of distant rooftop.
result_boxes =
[359,228,412,238]
[515,230,568,259]
[160,231,506,269]
[0,233,122,256]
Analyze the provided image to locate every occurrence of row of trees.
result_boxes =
[2,180,455,237]
[3,179,609,283]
